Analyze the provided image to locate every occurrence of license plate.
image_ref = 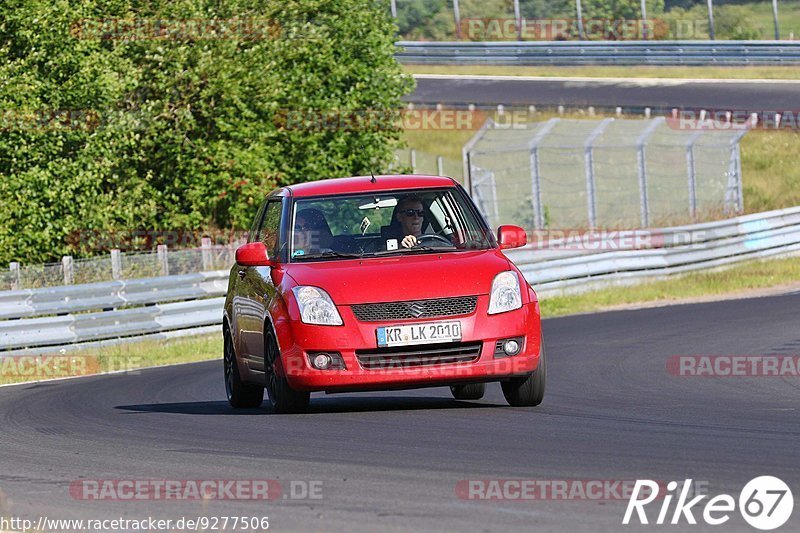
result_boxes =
[376,321,462,348]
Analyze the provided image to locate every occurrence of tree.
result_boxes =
[0,0,413,264]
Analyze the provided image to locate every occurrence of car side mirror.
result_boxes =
[497,225,527,249]
[235,242,274,267]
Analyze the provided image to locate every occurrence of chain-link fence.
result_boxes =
[392,148,464,183]
[465,117,749,229]
[2,243,238,291]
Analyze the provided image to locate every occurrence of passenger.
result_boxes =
[293,208,333,256]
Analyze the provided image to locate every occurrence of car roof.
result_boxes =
[284,175,457,198]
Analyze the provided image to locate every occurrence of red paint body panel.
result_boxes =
[284,250,514,305]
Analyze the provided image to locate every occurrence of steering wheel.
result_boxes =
[414,234,453,247]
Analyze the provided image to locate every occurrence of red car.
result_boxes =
[223,175,545,413]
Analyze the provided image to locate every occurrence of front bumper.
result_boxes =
[275,296,542,392]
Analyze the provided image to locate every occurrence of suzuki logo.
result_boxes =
[407,302,426,318]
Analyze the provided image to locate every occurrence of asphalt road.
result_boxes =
[1,292,799,532]
[408,75,800,112]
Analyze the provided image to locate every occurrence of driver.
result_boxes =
[394,195,426,248]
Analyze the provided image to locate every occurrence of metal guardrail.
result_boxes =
[396,40,800,65]
[2,206,800,353]
[507,206,800,295]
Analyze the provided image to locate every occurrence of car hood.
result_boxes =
[284,250,513,305]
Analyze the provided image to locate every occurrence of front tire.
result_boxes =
[224,331,264,408]
[502,338,546,407]
[450,383,486,400]
[264,328,310,414]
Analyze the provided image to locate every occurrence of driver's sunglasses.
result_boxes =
[400,209,424,218]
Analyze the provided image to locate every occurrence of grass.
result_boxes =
[540,255,800,318]
[0,333,221,385]
[740,129,800,213]
[404,64,800,80]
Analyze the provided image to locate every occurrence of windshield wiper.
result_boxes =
[294,250,364,260]
[372,245,450,256]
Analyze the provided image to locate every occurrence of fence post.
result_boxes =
[528,118,560,229]
[453,0,461,39]
[390,0,397,18]
[513,0,522,40]
[640,0,648,40]
[462,118,494,196]
[157,244,169,276]
[111,249,122,280]
[575,0,586,40]
[685,130,703,220]
[584,118,614,229]
[10,262,20,290]
[201,237,213,271]
[635,117,664,227]
[437,155,444,176]
[772,0,780,40]
[62,256,74,285]
[706,0,715,40]
[410,149,417,173]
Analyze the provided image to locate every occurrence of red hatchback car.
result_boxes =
[223,175,545,413]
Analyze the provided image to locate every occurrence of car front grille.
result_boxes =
[355,342,482,370]
[351,296,478,322]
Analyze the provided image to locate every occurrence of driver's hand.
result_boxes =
[401,235,418,249]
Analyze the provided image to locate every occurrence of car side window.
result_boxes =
[248,201,267,243]
[256,200,283,258]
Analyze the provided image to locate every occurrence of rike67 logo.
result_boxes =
[623,477,794,530]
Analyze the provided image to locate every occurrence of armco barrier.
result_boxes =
[395,40,800,66]
[2,206,800,352]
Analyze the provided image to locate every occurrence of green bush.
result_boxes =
[0,0,413,264]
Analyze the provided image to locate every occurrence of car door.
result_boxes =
[239,197,285,375]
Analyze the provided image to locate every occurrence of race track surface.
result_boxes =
[1,293,799,532]
[408,75,800,111]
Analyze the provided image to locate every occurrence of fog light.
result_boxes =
[503,339,521,356]
[312,353,332,370]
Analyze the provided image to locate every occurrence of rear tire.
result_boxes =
[450,382,486,400]
[265,328,310,414]
[224,331,264,408]
[501,338,546,407]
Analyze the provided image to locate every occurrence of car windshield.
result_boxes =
[290,188,494,261]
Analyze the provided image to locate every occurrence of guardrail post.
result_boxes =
[201,237,213,271]
[9,262,20,290]
[584,118,614,229]
[685,131,703,220]
[110,249,122,280]
[157,245,169,276]
[62,256,74,285]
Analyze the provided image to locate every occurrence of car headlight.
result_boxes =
[488,271,522,315]
[292,286,343,325]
